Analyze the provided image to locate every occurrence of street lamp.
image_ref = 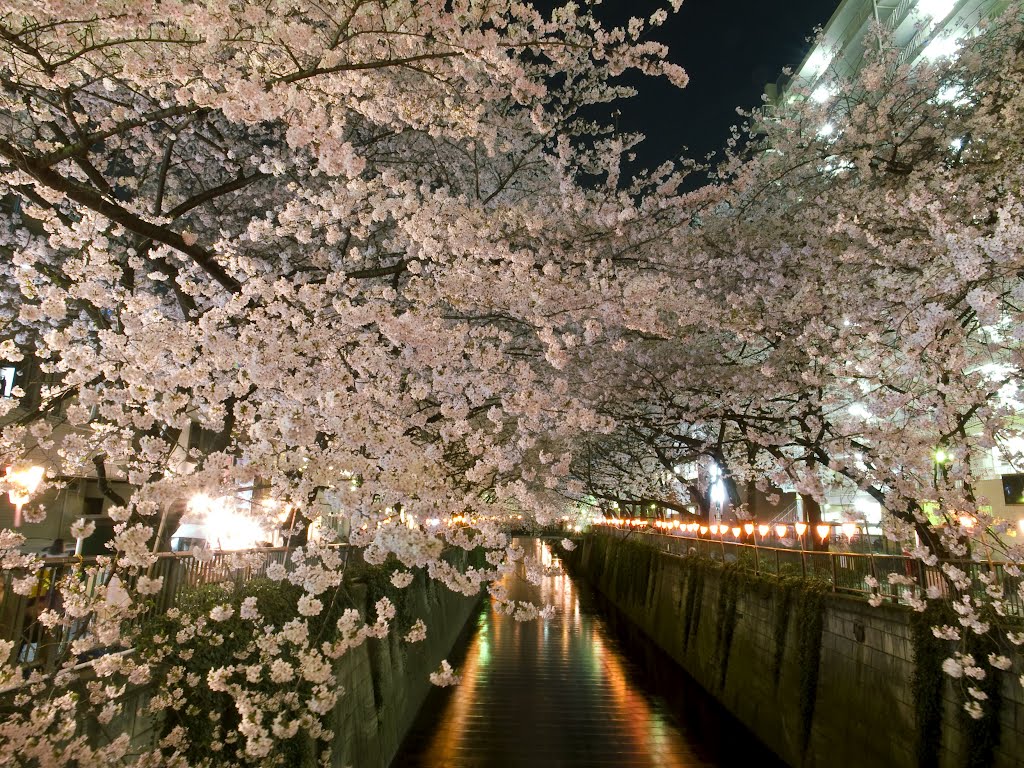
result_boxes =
[5,465,44,527]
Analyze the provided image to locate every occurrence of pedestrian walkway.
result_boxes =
[395,538,783,767]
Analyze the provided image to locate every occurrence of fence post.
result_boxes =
[800,550,806,579]
[831,554,838,592]
[775,548,780,575]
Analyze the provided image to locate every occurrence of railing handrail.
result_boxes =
[593,527,1022,617]
[2,544,345,671]
[32,545,293,568]
[600,525,1013,568]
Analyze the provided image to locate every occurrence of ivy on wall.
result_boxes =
[136,550,480,766]
[137,577,339,766]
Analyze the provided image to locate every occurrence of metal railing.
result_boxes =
[599,527,1023,617]
[1,546,300,672]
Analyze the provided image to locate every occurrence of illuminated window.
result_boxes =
[0,366,16,397]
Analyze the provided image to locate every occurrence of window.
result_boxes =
[0,366,16,397]
[82,497,105,517]
[188,423,221,453]
[1001,474,1024,505]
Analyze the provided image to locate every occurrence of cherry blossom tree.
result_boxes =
[0,0,692,762]
[565,10,1024,718]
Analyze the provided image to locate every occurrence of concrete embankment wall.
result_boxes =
[327,573,482,768]
[564,534,1024,768]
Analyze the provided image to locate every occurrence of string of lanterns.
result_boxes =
[595,517,871,542]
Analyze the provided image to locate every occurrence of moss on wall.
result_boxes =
[680,559,705,654]
[792,581,825,753]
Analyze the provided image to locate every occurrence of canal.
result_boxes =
[394,538,785,767]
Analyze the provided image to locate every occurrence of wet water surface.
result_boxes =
[394,538,785,767]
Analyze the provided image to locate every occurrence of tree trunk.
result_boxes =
[746,478,759,522]
[801,493,828,552]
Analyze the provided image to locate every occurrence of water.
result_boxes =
[393,538,785,767]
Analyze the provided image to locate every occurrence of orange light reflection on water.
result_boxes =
[416,539,701,767]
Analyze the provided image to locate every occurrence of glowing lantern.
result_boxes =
[776,524,788,538]
[758,524,770,537]
[841,522,857,538]
[699,526,708,535]
[710,524,720,535]
[795,522,808,537]
[743,523,754,536]
[816,524,831,541]
[731,526,742,538]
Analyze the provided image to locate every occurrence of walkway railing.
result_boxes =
[598,527,1023,617]
[1,546,305,672]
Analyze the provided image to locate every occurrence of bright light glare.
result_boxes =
[848,403,870,419]
[818,122,836,138]
[854,496,882,524]
[918,0,956,22]
[811,84,834,103]
[189,493,269,550]
[936,84,968,105]
[921,34,962,62]
[710,479,726,507]
[6,464,44,506]
[803,49,834,78]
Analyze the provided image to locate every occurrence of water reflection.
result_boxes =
[395,538,783,767]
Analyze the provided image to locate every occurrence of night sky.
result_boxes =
[587,0,838,169]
